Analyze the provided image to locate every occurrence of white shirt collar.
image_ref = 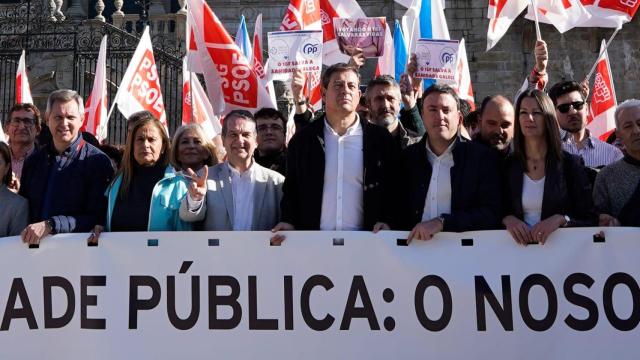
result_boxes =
[227,159,255,178]
[324,114,362,137]
[426,138,456,159]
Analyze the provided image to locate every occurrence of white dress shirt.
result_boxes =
[421,140,455,221]
[320,118,364,231]
[522,174,545,227]
[228,161,256,231]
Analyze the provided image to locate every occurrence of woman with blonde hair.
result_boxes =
[90,114,217,240]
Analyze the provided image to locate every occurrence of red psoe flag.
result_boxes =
[187,0,275,113]
[580,0,640,27]
[82,35,109,142]
[182,57,221,140]
[588,39,617,141]
[455,38,475,111]
[114,27,167,131]
[252,13,266,79]
[16,50,33,104]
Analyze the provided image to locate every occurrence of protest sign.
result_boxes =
[0,228,639,359]
[333,17,386,58]
[414,38,460,83]
[267,30,323,81]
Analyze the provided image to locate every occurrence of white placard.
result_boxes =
[414,38,460,82]
[267,30,323,81]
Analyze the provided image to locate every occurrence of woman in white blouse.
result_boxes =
[502,90,595,245]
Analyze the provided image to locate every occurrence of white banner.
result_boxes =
[0,228,639,359]
[267,30,323,81]
[414,38,459,83]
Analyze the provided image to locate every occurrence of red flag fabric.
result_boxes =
[82,35,109,142]
[187,0,275,114]
[182,57,222,139]
[580,0,639,27]
[486,0,528,51]
[252,13,266,79]
[525,0,591,33]
[588,39,617,141]
[114,27,168,131]
[16,50,33,104]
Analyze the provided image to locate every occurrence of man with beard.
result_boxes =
[473,95,514,159]
[548,81,623,168]
[593,99,640,227]
[365,75,420,149]
[254,108,287,176]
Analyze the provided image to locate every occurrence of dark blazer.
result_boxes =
[401,136,503,232]
[504,151,596,227]
[281,115,401,230]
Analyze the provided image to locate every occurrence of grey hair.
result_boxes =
[46,89,84,118]
[615,99,640,129]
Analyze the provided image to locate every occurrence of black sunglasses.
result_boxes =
[556,101,585,114]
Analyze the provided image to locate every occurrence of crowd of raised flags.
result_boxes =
[3,0,638,144]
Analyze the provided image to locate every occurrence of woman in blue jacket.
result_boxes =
[89,113,217,241]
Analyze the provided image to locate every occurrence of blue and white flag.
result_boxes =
[393,20,407,82]
[235,15,253,62]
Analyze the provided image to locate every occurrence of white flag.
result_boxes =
[15,50,33,104]
[82,35,109,142]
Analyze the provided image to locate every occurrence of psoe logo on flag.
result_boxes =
[593,73,612,103]
[212,52,257,107]
[128,49,165,118]
[620,0,638,9]
[304,0,317,13]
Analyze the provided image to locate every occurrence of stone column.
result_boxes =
[176,0,187,44]
[94,0,105,21]
[112,0,125,28]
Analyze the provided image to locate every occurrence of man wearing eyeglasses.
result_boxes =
[254,108,287,176]
[3,103,41,182]
[548,81,623,168]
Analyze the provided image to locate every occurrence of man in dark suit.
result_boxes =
[271,63,400,243]
[402,84,502,242]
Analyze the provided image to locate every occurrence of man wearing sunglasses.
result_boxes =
[548,81,623,169]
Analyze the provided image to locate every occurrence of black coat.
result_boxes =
[503,151,596,227]
[401,136,503,232]
[281,116,401,230]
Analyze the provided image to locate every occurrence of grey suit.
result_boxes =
[0,185,28,237]
[179,162,284,230]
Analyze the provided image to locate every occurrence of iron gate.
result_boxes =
[0,0,184,144]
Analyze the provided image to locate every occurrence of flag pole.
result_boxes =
[584,27,621,83]
[530,0,542,41]
[189,69,195,123]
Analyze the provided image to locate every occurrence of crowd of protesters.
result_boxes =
[1,40,639,245]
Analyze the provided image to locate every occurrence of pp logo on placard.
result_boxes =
[302,37,321,59]
[440,47,456,66]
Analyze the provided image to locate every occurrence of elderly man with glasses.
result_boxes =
[548,81,623,169]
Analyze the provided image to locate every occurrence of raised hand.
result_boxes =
[185,166,208,202]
